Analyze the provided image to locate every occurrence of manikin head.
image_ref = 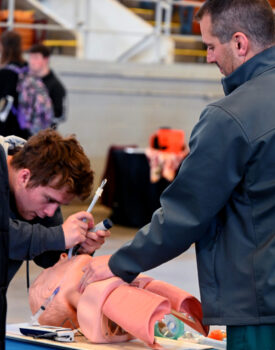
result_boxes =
[28,44,51,77]
[29,253,92,328]
[8,129,94,220]
[195,0,275,76]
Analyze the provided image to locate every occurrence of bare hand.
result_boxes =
[77,229,111,255]
[62,211,94,249]
[78,255,114,293]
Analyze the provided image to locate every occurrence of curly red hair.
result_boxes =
[11,129,94,200]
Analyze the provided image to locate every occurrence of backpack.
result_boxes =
[6,64,54,135]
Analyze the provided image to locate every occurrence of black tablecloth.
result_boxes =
[101,148,170,228]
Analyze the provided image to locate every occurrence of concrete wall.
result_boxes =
[51,56,223,187]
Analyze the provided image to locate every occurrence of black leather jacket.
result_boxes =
[0,137,66,348]
[0,145,9,348]
[109,46,275,326]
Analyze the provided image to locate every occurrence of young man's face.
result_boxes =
[15,176,75,220]
[29,53,49,76]
[200,14,239,76]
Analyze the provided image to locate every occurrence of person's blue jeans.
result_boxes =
[139,1,155,10]
[178,6,194,34]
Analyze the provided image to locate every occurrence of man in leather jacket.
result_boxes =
[80,1,275,348]
[0,129,110,349]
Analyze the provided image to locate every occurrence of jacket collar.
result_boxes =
[222,45,275,96]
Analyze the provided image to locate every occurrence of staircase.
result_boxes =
[1,0,174,63]
[119,0,206,63]
[1,0,77,55]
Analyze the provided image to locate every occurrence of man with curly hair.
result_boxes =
[0,128,109,348]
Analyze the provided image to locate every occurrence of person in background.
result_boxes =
[28,44,67,128]
[0,128,110,349]
[177,0,204,35]
[139,1,155,10]
[178,5,194,35]
[0,31,30,139]
[79,0,275,349]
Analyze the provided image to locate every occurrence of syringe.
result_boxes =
[68,179,107,259]
[88,218,113,232]
[30,286,60,325]
[70,218,113,257]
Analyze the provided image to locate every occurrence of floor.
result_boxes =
[7,203,223,334]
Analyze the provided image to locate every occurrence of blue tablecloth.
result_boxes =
[6,338,54,349]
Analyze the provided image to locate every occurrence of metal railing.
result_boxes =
[0,0,205,62]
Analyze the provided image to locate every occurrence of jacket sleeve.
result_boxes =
[9,208,65,265]
[109,105,252,282]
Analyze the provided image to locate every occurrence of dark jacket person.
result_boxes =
[79,1,275,348]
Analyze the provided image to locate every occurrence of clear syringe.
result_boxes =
[31,286,60,325]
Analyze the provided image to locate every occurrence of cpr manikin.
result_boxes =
[29,254,209,347]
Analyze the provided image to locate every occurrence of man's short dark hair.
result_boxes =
[29,44,51,58]
[195,0,275,48]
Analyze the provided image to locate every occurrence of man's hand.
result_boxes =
[62,211,94,249]
[77,229,111,255]
[78,255,114,293]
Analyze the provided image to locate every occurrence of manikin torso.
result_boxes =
[29,254,208,346]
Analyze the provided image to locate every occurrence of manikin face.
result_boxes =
[29,254,92,328]
[29,53,48,76]
[14,172,74,220]
[200,14,239,76]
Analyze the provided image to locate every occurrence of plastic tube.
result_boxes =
[68,179,107,259]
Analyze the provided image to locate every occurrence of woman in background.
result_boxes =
[0,31,30,138]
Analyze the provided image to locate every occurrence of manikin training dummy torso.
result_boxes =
[29,254,208,347]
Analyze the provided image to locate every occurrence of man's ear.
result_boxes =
[233,32,249,57]
[17,168,31,187]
